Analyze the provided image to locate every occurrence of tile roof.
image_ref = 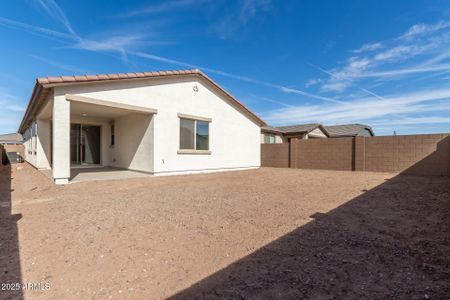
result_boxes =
[262,123,322,134]
[0,133,23,143]
[262,123,374,137]
[323,124,373,137]
[19,69,266,132]
[36,69,203,85]
[261,125,284,133]
[276,123,322,133]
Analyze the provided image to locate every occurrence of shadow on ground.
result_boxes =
[0,164,23,300]
[169,139,450,299]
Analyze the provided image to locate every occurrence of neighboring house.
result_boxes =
[261,123,328,144]
[19,69,266,184]
[0,133,24,162]
[261,123,374,144]
[323,124,374,138]
[0,133,23,145]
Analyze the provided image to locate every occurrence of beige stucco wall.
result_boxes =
[111,113,154,173]
[306,128,327,139]
[36,119,51,169]
[23,122,37,167]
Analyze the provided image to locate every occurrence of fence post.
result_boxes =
[0,145,4,165]
[447,135,450,177]
[289,137,298,168]
[354,136,365,171]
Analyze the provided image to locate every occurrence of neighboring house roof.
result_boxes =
[262,123,328,136]
[323,124,374,137]
[261,125,284,134]
[0,133,23,144]
[19,69,266,133]
[276,123,322,134]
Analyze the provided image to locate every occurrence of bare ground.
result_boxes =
[0,164,449,299]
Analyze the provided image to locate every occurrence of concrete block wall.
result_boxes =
[261,144,289,168]
[0,145,5,165]
[261,133,450,176]
[362,134,450,176]
[295,138,354,171]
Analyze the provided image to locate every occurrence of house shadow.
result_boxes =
[0,162,23,300]
[169,137,450,299]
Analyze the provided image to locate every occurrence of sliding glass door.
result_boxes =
[70,124,101,165]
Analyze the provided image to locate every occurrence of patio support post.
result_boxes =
[52,95,71,184]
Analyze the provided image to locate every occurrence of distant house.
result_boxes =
[0,133,23,145]
[0,133,24,163]
[261,123,328,144]
[323,124,374,138]
[261,123,373,143]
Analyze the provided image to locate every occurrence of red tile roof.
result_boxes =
[37,69,205,85]
[19,69,266,132]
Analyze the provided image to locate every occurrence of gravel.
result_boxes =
[1,164,449,299]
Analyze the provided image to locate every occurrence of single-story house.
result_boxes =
[323,124,374,137]
[0,133,23,145]
[0,133,24,164]
[19,69,266,184]
[261,123,373,144]
[261,123,329,144]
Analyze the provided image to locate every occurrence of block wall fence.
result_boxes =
[261,133,450,176]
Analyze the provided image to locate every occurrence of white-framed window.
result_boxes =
[178,114,211,154]
[264,134,276,144]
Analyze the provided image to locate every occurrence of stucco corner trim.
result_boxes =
[177,149,212,155]
[177,113,212,122]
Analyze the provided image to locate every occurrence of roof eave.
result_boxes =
[18,81,42,134]
[364,127,375,136]
[261,128,284,134]
[195,71,267,127]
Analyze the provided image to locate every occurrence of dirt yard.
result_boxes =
[0,164,449,299]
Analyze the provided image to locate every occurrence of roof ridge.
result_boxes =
[276,122,320,128]
[36,69,201,85]
[324,123,368,127]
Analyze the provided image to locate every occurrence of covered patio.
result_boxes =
[34,93,157,184]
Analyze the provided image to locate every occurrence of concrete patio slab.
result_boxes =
[40,167,151,183]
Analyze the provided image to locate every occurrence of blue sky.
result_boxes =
[1,0,450,135]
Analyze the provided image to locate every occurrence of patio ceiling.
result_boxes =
[67,94,157,119]
[36,94,158,120]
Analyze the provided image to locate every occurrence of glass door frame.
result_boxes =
[70,123,102,166]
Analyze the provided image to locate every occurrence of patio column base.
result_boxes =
[54,178,69,185]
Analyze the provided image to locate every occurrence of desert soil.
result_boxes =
[0,164,449,299]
